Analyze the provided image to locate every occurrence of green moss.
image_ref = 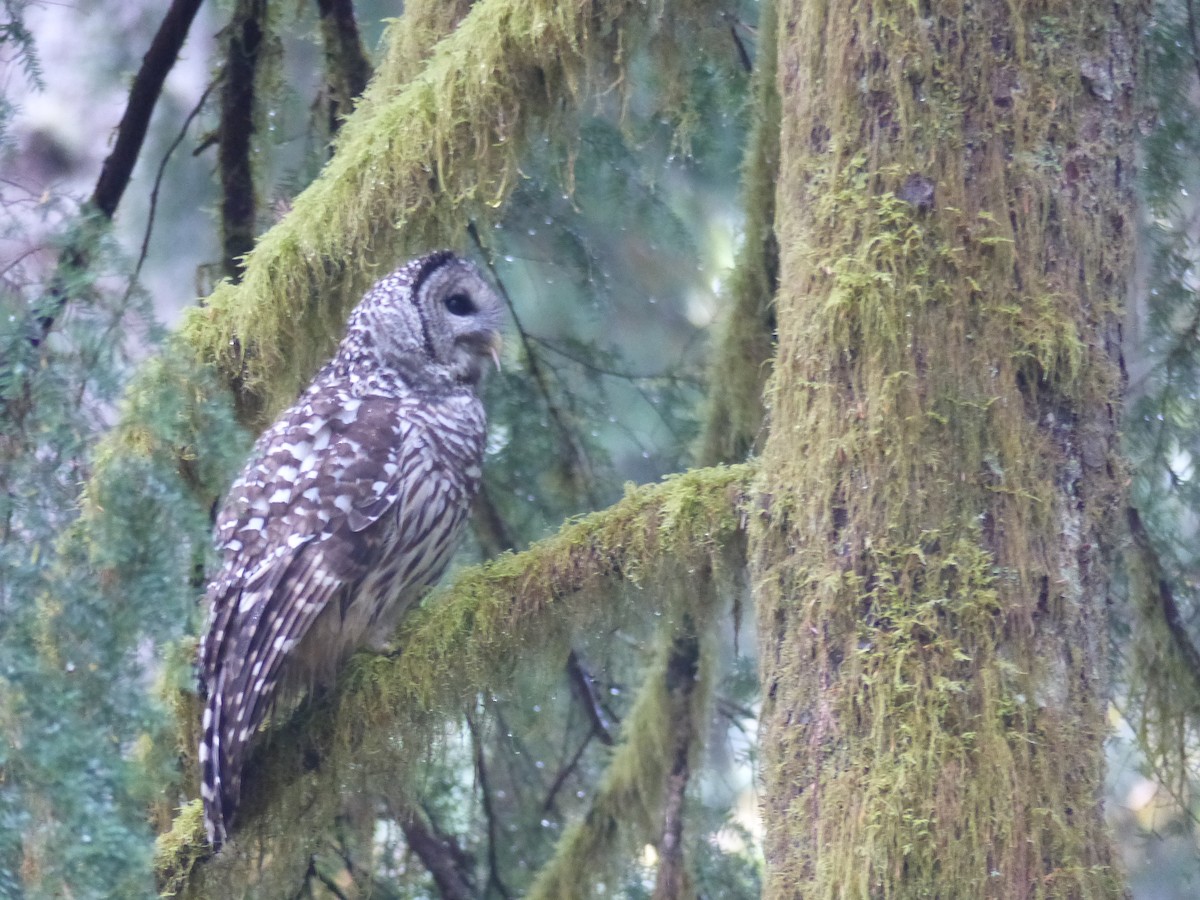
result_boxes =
[156,464,752,893]
[697,0,779,468]
[753,0,1137,894]
[178,0,724,424]
[154,801,207,897]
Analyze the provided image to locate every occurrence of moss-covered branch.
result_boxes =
[181,0,723,420]
[697,0,778,467]
[155,463,752,895]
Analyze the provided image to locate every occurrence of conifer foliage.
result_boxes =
[5,0,1200,896]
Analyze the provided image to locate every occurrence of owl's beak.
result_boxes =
[488,333,503,372]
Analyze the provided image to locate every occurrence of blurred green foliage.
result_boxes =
[0,1,764,896]
[1120,0,1200,893]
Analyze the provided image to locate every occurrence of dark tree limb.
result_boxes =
[316,0,372,135]
[399,806,476,900]
[28,0,205,349]
[566,648,615,746]
[2,0,204,436]
[91,0,206,219]
[218,0,267,281]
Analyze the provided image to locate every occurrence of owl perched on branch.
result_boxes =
[198,251,503,849]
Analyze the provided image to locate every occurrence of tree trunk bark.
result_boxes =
[752,1,1142,896]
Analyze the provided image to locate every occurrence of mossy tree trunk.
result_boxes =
[752,0,1140,896]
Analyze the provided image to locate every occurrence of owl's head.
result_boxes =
[343,251,504,386]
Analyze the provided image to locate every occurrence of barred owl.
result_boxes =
[198,251,503,849]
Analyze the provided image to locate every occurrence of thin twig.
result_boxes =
[527,333,702,384]
[540,730,594,814]
[468,221,599,505]
[130,79,219,291]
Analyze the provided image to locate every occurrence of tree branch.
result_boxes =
[91,0,206,219]
[155,463,751,894]
[25,0,204,350]
[466,713,513,899]
[218,0,267,281]
[316,0,372,133]
[651,626,700,900]
[398,805,476,900]
[526,602,714,900]
[177,0,726,420]
[131,79,218,289]
[566,647,616,746]
[469,222,600,505]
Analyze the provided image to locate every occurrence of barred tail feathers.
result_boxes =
[199,673,238,850]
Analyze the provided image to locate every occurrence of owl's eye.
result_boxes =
[443,292,476,316]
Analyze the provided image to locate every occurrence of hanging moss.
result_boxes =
[752,0,1138,895]
[697,0,779,469]
[179,0,727,424]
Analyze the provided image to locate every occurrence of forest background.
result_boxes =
[2,0,1200,897]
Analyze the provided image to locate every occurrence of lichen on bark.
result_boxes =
[751,0,1140,895]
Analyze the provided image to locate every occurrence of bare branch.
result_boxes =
[399,806,476,900]
[218,0,267,281]
[91,0,206,219]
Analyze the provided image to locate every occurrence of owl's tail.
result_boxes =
[199,670,241,851]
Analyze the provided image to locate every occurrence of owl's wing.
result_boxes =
[202,393,418,672]
[200,392,420,846]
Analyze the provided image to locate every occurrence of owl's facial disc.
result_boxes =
[425,261,504,383]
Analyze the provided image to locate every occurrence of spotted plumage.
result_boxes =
[198,251,503,849]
